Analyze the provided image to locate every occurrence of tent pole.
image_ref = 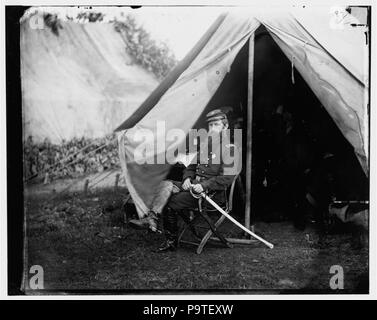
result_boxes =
[245,35,254,232]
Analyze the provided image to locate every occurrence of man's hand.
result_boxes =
[192,184,204,194]
[182,178,192,190]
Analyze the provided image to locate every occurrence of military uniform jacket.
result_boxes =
[182,134,241,192]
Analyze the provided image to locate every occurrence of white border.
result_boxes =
[1,0,376,300]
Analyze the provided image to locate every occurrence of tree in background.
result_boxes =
[113,15,177,79]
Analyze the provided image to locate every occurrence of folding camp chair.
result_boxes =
[177,175,240,254]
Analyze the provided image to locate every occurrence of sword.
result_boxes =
[332,200,369,204]
[191,189,274,249]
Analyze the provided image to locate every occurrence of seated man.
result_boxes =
[129,108,241,252]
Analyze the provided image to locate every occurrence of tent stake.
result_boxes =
[245,35,254,233]
[114,173,120,190]
[84,179,89,194]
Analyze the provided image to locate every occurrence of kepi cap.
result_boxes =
[206,109,228,122]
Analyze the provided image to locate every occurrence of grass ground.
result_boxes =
[23,187,369,294]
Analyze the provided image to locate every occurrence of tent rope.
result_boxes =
[26,140,100,182]
[26,138,115,182]
[51,143,108,176]
[88,168,118,190]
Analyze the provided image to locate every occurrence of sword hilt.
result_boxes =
[189,187,204,199]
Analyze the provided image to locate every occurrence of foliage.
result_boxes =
[113,15,177,79]
[43,13,63,36]
[75,11,105,23]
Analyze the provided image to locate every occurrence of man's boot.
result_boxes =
[156,207,178,253]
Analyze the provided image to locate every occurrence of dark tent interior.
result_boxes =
[167,25,368,229]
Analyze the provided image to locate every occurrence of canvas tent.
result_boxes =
[21,12,158,144]
[116,7,369,225]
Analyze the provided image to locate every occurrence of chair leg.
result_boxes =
[177,213,201,247]
[181,211,201,239]
[197,213,232,254]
